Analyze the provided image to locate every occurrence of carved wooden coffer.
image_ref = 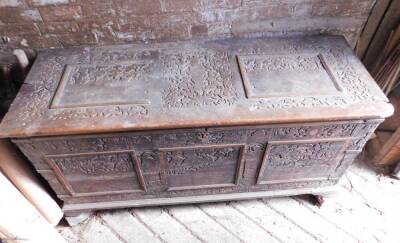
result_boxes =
[0,36,393,215]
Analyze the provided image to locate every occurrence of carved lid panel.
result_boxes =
[50,63,153,109]
[238,53,343,98]
[0,36,393,137]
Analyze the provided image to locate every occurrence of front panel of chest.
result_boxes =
[14,120,380,203]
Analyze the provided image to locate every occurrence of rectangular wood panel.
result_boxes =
[256,138,349,185]
[45,150,146,196]
[159,144,245,191]
[238,53,343,99]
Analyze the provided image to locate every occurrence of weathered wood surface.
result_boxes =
[0,36,392,215]
[0,36,392,138]
[0,139,63,225]
[372,128,400,166]
[356,0,392,59]
[0,171,66,243]
[363,0,400,72]
[57,160,400,243]
[14,120,382,214]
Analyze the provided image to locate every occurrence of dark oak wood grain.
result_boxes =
[0,36,392,215]
[0,36,392,138]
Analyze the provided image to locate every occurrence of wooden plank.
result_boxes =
[80,217,123,243]
[132,207,201,243]
[100,210,162,243]
[347,165,400,194]
[339,170,400,218]
[199,202,280,242]
[264,197,357,243]
[364,0,400,71]
[332,186,399,242]
[230,200,319,243]
[348,160,400,194]
[372,126,400,165]
[62,185,334,212]
[0,139,63,225]
[0,171,66,243]
[356,0,392,59]
[167,205,242,243]
[57,226,83,243]
[294,195,382,243]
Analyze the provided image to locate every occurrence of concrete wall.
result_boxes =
[0,0,375,51]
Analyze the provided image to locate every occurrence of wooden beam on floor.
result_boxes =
[0,139,63,226]
[0,171,66,243]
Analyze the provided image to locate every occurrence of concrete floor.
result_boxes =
[57,159,400,243]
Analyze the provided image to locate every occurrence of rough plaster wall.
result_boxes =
[0,0,375,52]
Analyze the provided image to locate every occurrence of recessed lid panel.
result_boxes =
[50,63,153,109]
[238,53,343,98]
[0,36,392,137]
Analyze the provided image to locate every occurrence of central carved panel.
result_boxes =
[238,53,343,99]
[50,63,152,109]
[161,50,238,108]
[159,144,245,191]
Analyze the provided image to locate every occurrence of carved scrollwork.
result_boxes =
[163,146,239,175]
[11,48,152,127]
[240,54,323,73]
[49,105,148,121]
[271,123,359,140]
[348,120,381,151]
[268,142,341,169]
[162,50,238,108]
[51,153,134,176]
[261,179,337,190]
[29,135,153,154]
[14,119,380,204]
[243,44,385,110]
[68,64,150,86]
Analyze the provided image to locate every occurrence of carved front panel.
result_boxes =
[257,140,347,184]
[159,144,245,191]
[46,151,145,196]
[13,119,382,206]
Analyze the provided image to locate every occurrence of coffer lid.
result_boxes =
[0,36,393,138]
